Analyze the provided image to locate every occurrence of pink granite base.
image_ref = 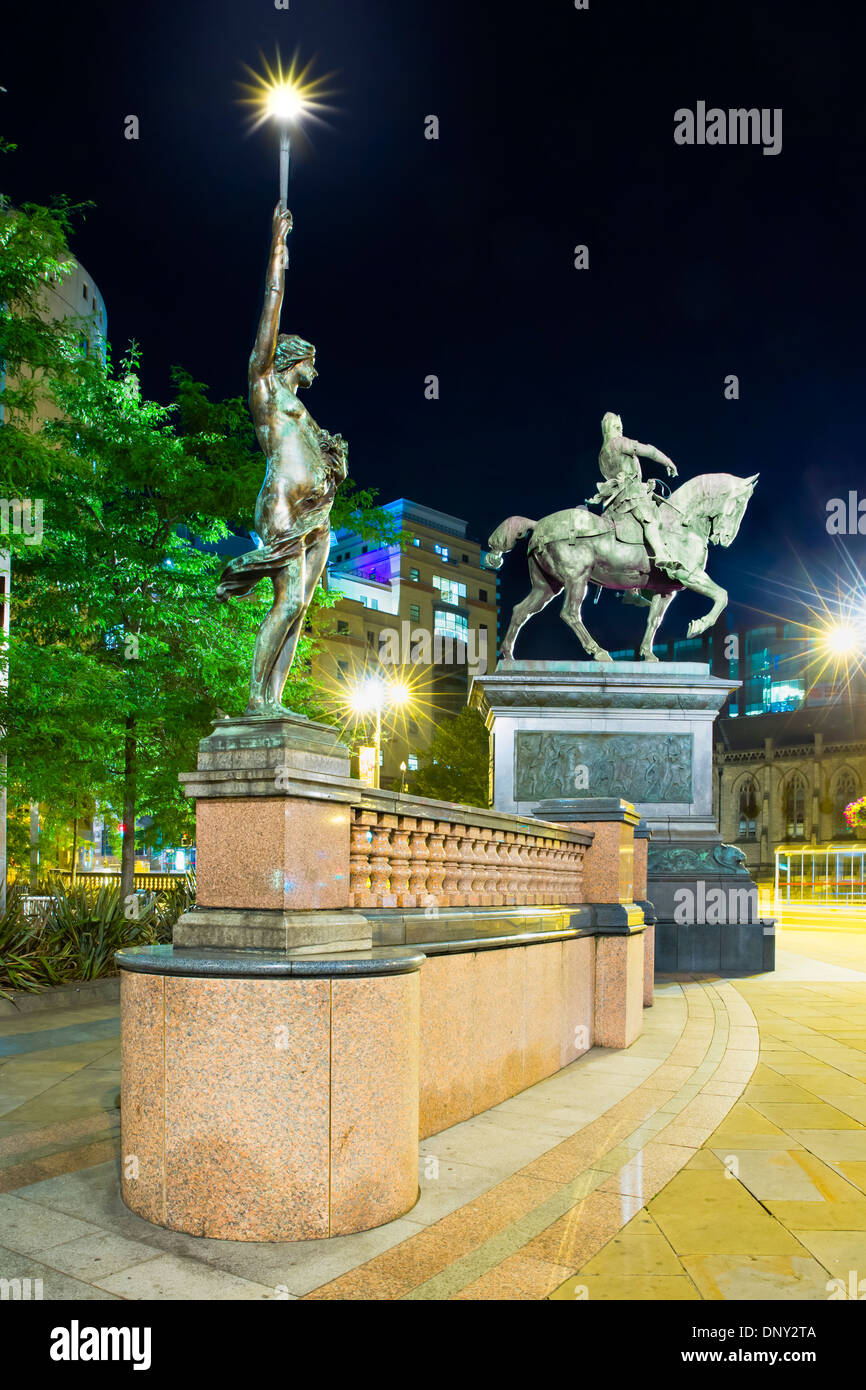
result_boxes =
[418,936,596,1139]
[120,969,419,1241]
[556,818,636,904]
[593,932,645,1049]
[643,921,655,1007]
[195,796,351,912]
[634,838,648,901]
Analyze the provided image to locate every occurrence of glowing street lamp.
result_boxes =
[348,676,413,789]
[239,52,335,213]
[823,623,860,657]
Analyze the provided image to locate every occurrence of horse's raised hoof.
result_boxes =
[640,652,660,663]
[686,620,705,639]
[593,650,613,663]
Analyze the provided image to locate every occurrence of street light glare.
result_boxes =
[825,624,859,656]
[266,85,306,122]
[238,50,337,134]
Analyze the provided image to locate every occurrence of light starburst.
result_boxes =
[237,50,337,135]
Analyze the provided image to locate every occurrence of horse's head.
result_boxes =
[711,474,759,547]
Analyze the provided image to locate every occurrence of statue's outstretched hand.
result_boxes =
[272,203,294,244]
[665,460,678,477]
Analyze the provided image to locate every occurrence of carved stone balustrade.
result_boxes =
[348,790,590,912]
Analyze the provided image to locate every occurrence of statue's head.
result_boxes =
[275,333,317,388]
[601,411,623,439]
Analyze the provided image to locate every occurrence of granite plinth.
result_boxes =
[118,951,421,1241]
[177,712,362,948]
[472,661,772,976]
[173,906,372,953]
[471,660,736,828]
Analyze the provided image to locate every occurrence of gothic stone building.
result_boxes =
[714,703,866,879]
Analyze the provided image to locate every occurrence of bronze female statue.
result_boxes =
[216,205,347,715]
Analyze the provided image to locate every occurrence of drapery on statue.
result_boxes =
[486,411,758,663]
[216,205,348,716]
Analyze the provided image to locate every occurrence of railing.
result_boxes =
[348,801,587,910]
[49,871,192,893]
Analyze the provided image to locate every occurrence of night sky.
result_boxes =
[3,0,864,657]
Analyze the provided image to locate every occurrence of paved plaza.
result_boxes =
[1,925,865,1301]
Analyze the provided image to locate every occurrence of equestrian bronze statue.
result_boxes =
[486,412,758,662]
[216,204,348,715]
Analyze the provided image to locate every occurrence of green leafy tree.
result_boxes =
[1,164,401,901]
[412,706,491,808]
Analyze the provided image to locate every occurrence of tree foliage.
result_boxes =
[412,706,491,808]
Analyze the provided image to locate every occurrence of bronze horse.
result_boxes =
[487,473,758,662]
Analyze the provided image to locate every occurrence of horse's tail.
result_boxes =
[485,515,538,570]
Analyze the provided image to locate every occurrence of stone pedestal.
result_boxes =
[117,945,422,1241]
[174,712,370,953]
[472,661,773,974]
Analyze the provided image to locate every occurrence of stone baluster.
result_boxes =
[528,839,542,906]
[426,822,448,908]
[441,824,464,906]
[497,836,514,906]
[470,829,488,906]
[408,819,431,907]
[391,818,414,908]
[562,844,574,900]
[539,834,553,900]
[550,843,565,903]
[369,817,393,908]
[457,825,475,903]
[349,811,374,908]
[484,830,502,905]
[515,834,531,902]
[506,834,521,904]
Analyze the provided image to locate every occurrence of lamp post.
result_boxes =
[240,53,333,214]
[348,676,411,789]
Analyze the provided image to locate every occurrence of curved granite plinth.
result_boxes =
[117,945,423,1242]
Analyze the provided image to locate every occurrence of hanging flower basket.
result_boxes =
[843,797,866,830]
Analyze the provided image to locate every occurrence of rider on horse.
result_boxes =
[586,412,688,583]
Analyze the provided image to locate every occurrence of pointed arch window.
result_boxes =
[784,774,807,839]
[738,778,760,839]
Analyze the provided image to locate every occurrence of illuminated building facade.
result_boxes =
[314,499,500,790]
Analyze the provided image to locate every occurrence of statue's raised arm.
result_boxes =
[216,202,347,718]
[249,204,293,383]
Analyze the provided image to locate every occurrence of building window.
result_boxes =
[433,575,466,607]
[82,282,88,298]
[409,603,420,622]
[367,630,375,646]
[434,544,449,562]
[407,754,419,771]
[784,774,807,839]
[462,554,469,563]
[434,609,469,643]
[737,777,760,839]
[412,537,420,547]
[337,620,349,635]
[479,588,488,602]
[409,567,420,582]
[337,661,348,677]
[833,770,858,835]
